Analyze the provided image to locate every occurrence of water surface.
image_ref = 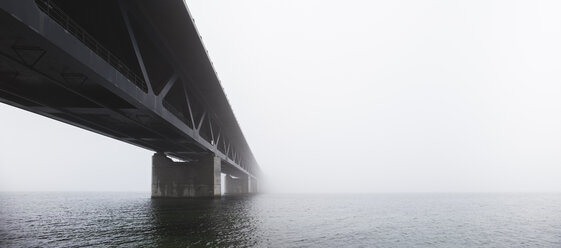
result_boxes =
[1,193,560,247]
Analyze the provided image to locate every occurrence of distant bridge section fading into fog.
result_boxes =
[0,0,260,197]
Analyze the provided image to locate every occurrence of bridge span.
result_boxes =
[0,0,260,197]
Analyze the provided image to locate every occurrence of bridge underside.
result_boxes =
[0,0,259,197]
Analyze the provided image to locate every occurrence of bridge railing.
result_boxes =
[34,0,148,93]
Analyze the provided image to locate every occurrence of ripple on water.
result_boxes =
[1,193,561,247]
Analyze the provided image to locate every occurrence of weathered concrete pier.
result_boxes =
[152,153,222,198]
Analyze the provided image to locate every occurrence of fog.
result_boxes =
[1,0,561,193]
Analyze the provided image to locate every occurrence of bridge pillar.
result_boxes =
[249,177,259,193]
[224,175,249,195]
[151,153,221,198]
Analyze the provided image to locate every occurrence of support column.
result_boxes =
[224,174,249,195]
[151,153,221,198]
[249,177,258,193]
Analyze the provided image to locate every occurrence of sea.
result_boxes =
[1,192,560,247]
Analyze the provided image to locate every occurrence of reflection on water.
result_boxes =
[1,192,561,247]
[148,196,260,247]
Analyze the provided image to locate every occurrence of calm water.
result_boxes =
[1,193,560,247]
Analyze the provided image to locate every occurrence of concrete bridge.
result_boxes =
[0,0,260,197]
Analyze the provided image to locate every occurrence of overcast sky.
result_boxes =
[1,0,561,193]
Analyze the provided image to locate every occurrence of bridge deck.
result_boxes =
[0,0,259,178]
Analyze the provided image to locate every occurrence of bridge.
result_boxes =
[0,0,260,197]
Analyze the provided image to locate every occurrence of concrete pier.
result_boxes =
[151,153,221,198]
[249,177,258,193]
[224,175,249,195]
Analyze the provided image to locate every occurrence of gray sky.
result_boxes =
[1,0,561,193]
